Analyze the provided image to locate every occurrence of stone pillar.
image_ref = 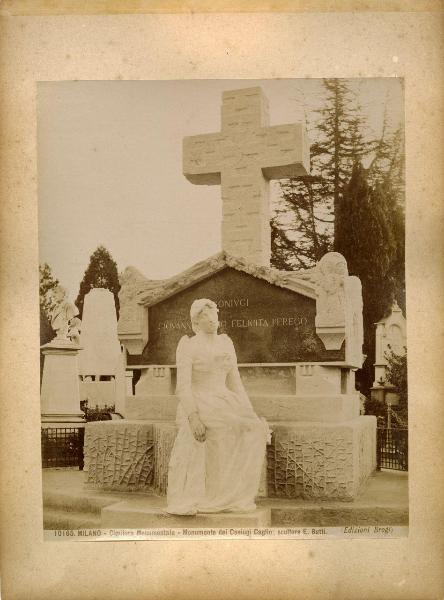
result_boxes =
[41,339,85,426]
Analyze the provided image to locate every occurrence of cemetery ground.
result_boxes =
[42,467,408,530]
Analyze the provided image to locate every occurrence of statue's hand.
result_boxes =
[188,412,206,443]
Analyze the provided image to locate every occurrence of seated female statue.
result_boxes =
[166,298,270,515]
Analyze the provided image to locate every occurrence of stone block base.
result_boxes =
[84,420,268,498]
[101,498,271,528]
[84,420,155,491]
[84,416,376,501]
[267,416,376,501]
[153,423,177,494]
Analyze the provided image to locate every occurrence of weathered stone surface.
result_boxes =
[84,415,375,501]
[251,395,360,423]
[117,267,149,351]
[267,417,376,500]
[40,341,85,424]
[135,366,174,395]
[239,365,296,395]
[142,266,344,365]
[84,421,154,491]
[126,394,360,423]
[79,288,122,376]
[152,423,177,495]
[314,252,364,369]
[79,288,126,414]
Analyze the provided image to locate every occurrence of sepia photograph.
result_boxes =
[38,78,407,539]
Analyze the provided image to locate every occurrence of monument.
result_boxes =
[78,288,126,416]
[84,87,376,511]
[373,301,407,386]
[40,286,85,426]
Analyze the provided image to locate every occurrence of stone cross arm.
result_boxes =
[183,123,310,185]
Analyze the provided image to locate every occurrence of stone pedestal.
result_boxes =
[267,417,376,500]
[41,339,85,425]
[84,420,269,498]
[117,396,376,500]
[84,420,154,491]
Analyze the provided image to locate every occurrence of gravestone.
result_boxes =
[79,288,126,415]
[143,263,344,365]
[85,86,376,502]
[374,301,407,386]
[41,288,84,426]
[87,250,375,500]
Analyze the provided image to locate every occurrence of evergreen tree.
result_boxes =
[271,175,333,270]
[39,263,59,381]
[385,347,408,425]
[272,79,371,268]
[75,246,121,319]
[314,78,369,235]
[271,79,405,398]
[336,163,401,394]
[272,79,404,271]
[39,262,60,319]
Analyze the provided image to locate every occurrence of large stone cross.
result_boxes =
[183,87,310,266]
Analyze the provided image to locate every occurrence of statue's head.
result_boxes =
[190,298,219,334]
[318,252,348,278]
[52,285,67,303]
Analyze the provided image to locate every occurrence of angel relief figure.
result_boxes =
[315,253,348,328]
[165,298,271,516]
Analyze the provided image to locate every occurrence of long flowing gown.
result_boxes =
[166,332,270,515]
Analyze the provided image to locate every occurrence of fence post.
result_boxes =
[78,427,85,471]
[376,428,382,471]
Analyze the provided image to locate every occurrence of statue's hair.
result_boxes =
[190,298,218,334]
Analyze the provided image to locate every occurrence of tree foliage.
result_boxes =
[39,262,60,380]
[39,263,59,347]
[75,246,121,319]
[272,79,404,272]
[271,79,405,395]
[385,346,408,423]
[39,263,60,319]
[271,79,375,269]
[336,164,403,393]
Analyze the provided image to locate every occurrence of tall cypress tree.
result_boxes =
[336,163,401,393]
[75,246,121,319]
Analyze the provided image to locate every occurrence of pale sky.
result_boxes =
[38,78,404,299]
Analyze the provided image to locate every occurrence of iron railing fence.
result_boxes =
[377,427,408,471]
[41,427,85,469]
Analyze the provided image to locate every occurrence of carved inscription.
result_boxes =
[143,267,345,364]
